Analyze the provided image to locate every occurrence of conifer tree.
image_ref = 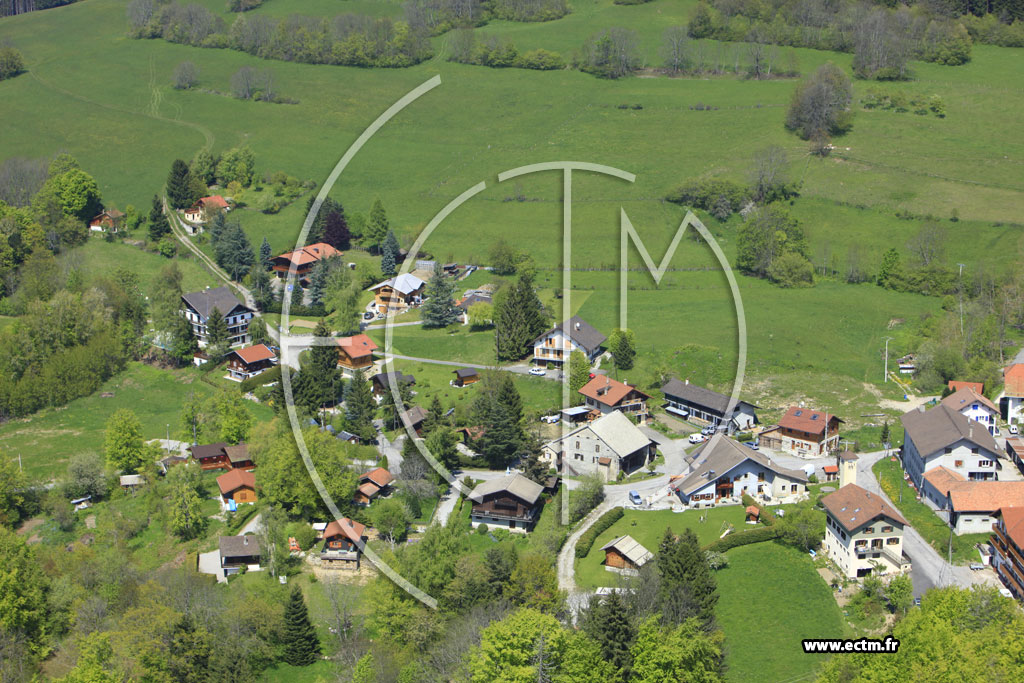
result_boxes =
[421,263,459,328]
[381,229,400,276]
[282,585,321,666]
[149,194,171,241]
[260,236,273,270]
[422,395,446,434]
[609,328,637,372]
[568,351,591,407]
[657,527,718,629]
[366,198,389,252]
[495,272,547,360]
[323,208,350,250]
[308,320,340,409]
[291,282,304,308]
[343,369,376,441]
[583,591,636,677]
[206,306,229,347]
[308,261,328,307]
[166,159,193,209]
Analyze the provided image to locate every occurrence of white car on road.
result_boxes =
[529,367,547,376]
[688,433,707,444]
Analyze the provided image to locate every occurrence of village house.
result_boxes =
[226,343,277,381]
[181,286,253,347]
[320,518,366,570]
[89,208,124,233]
[270,242,341,283]
[353,467,394,506]
[900,403,1001,488]
[397,405,430,436]
[456,291,492,315]
[601,535,652,574]
[183,195,229,224]
[219,535,261,577]
[469,473,544,533]
[190,442,254,472]
[758,406,842,457]
[670,434,808,507]
[578,375,650,422]
[948,380,984,395]
[371,371,415,398]
[532,316,606,368]
[452,368,479,387]
[541,410,656,481]
[216,468,257,508]
[119,474,145,492]
[940,385,999,435]
[660,378,758,433]
[991,507,1024,601]
[821,484,911,579]
[1000,364,1024,427]
[336,334,378,377]
[1006,438,1024,476]
[921,466,1024,534]
[368,273,426,316]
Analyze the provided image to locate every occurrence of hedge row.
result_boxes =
[702,525,779,553]
[575,507,624,559]
[740,493,778,526]
[239,365,282,393]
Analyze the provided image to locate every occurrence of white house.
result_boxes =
[181,286,253,347]
[541,410,656,481]
[1000,364,1024,426]
[821,484,911,579]
[532,316,606,368]
[921,466,1024,535]
[669,434,808,507]
[660,378,758,433]
[900,403,1001,488]
[941,386,999,435]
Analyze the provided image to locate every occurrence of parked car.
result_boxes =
[1010,424,1019,435]
[540,415,560,424]
[529,367,546,376]
[701,426,715,435]
[629,490,643,506]
[363,311,374,320]
[688,433,707,444]
[745,441,759,450]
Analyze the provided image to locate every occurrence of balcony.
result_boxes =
[855,544,905,568]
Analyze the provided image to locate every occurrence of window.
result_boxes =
[863,527,874,535]
[855,540,866,548]
[979,460,994,467]
[955,460,964,467]
[872,539,883,549]
[945,447,953,454]
[971,447,979,454]
[887,537,899,545]
[791,484,797,493]
[595,445,600,452]
[575,441,580,449]
[881,526,893,533]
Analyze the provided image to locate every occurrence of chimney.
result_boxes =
[685,378,689,385]
[575,321,581,331]
[243,537,248,546]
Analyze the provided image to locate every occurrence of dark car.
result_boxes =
[363,311,374,320]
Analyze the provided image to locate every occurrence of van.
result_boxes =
[629,490,642,506]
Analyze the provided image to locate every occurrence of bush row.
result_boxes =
[702,524,779,553]
[238,365,281,393]
[575,507,624,558]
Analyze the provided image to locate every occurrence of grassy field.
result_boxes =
[873,457,989,565]
[716,542,847,683]
[0,362,273,481]
[67,237,219,293]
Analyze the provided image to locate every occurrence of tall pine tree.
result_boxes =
[366,198,389,252]
[583,591,636,677]
[495,272,547,360]
[343,369,377,441]
[166,159,193,209]
[206,307,229,347]
[308,320,340,409]
[323,208,350,250]
[282,586,321,666]
[657,527,718,630]
[259,236,273,270]
[421,263,459,328]
[149,195,171,241]
[308,261,328,307]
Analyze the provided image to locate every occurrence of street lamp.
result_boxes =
[883,337,893,383]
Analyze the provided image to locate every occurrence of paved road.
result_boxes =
[239,512,263,536]
[363,321,424,330]
[383,354,561,380]
[375,420,404,476]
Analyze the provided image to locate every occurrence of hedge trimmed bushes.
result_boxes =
[702,525,779,553]
[575,507,624,558]
[238,365,281,392]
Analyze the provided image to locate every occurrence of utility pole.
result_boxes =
[957,263,966,336]
[166,424,170,455]
[883,336,893,382]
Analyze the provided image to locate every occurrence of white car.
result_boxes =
[540,415,560,424]
[688,433,707,444]
[529,367,547,376]
[1010,424,1019,435]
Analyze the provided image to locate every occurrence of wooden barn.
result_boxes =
[217,469,257,506]
[452,367,479,387]
[320,518,366,570]
[601,535,652,573]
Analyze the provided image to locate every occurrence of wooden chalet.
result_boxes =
[368,273,425,315]
[601,535,652,573]
[371,371,415,397]
[336,334,378,375]
[758,407,843,457]
[219,535,261,577]
[578,375,650,421]
[216,468,257,506]
[226,344,277,381]
[398,405,430,436]
[452,367,479,387]
[320,518,366,570]
[469,473,544,533]
[271,242,341,281]
[353,467,394,506]
[89,208,125,233]
[180,286,253,347]
[190,442,254,472]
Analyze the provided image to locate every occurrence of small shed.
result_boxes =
[601,535,653,572]
[119,474,146,492]
[822,464,839,482]
[452,367,479,387]
[745,505,760,523]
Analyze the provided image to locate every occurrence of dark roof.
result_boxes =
[400,405,429,427]
[454,368,478,379]
[190,442,228,460]
[219,535,261,560]
[900,403,999,458]
[371,371,415,389]
[779,407,844,435]
[671,434,808,496]
[456,292,492,310]
[181,286,250,321]
[820,484,907,533]
[660,378,758,415]
[224,443,250,464]
[838,451,859,462]
[470,473,544,505]
[534,316,607,354]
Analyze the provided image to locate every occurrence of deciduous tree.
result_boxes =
[104,409,145,473]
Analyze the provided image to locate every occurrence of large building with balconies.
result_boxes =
[821,483,911,579]
[578,375,650,422]
[991,507,1024,602]
[181,286,253,347]
[532,316,606,368]
[900,402,1001,488]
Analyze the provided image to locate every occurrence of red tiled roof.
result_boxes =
[200,195,229,210]
[231,343,275,365]
[357,482,379,498]
[336,334,378,360]
[948,380,984,395]
[941,386,998,414]
[1005,364,1024,398]
[997,507,1024,549]
[324,518,365,543]
[745,505,760,516]
[275,242,341,268]
[779,406,844,436]
[823,465,838,474]
[925,467,1024,512]
[578,375,649,408]
[217,468,255,495]
[361,467,393,488]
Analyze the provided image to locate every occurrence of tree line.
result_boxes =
[0,0,77,17]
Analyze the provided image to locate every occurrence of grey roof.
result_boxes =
[900,403,999,458]
[561,406,592,417]
[219,535,261,560]
[181,286,250,321]
[548,411,653,460]
[400,405,429,426]
[601,535,653,567]
[534,316,606,354]
[457,292,492,310]
[672,434,808,496]
[471,473,543,505]
[119,474,145,486]
[660,378,758,415]
[224,444,250,464]
[372,371,415,389]
[454,368,478,379]
[369,273,425,296]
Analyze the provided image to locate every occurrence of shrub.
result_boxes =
[666,178,751,217]
[476,523,489,535]
[239,365,281,393]
[702,525,779,553]
[575,507,624,558]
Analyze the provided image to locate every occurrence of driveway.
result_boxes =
[197,550,226,584]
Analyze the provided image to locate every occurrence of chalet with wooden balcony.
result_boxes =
[320,518,366,570]
[991,507,1024,602]
[368,273,425,315]
[532,316,606,368]
[578,375,650,421]
[469,473,544,533]
[336,334,378,376]
[271,242,341,282]
[190,442,254,472]
[89,208,124,233]
[371,371,415,398]
[226,343,277,381]
[353,467,394,506]
[821,484,911,579]
[219,535,261,577]
[217,468,257,507]
[758,406,843,456]
[181,286,252,347]
[660,377,758,433]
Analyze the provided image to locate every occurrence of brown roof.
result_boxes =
[324,518,365,543]
[948,380,984,395]
[400,405,429,427]
[224,443,251,464]
[779,406,843,435]
[219,535,261,560]
[900,403,999,458]
[357,482,379,498]
[745,505,760,516]
[191,442,228,461]
[941,386,998,415]
[838,451,859,461]
[1005,364,1024,398]
[275,242,341,267]
[231,344,276,365]
[597,456,612,466]
[578,375,650,408]
[820,483,907,533]
[217,468,255,495]
[337,334,378,360]
[361,467,393,488]
[997,507,1024,549]
[925,467,1024,513]
[200,195,229,210]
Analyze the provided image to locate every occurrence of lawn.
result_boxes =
[0,362,273,481]
[716,542,847,683]
[67,238,219,294]
[873,457,990,565]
